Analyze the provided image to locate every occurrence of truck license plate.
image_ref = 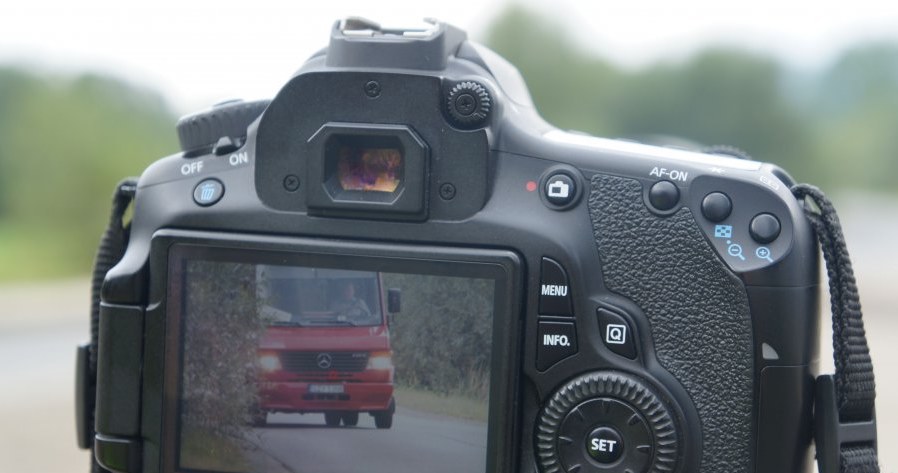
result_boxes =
[309,384,344,394]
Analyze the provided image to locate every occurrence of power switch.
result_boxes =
[597,308,637,359]
[539,257,572,316]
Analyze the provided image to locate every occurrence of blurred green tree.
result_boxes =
[606,50,814,180]
[0,68,177,279]
[808,44,898,190]
[1,6,897,281]
[482,5,898,190]
[483,5,623,133]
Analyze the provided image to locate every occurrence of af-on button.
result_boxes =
[539,257,573,316]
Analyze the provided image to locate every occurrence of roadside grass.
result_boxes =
[179,425,251,473]
[393,385,489,423]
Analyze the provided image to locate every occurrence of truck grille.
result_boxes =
[279,351,369,373]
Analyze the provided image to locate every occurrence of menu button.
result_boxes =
[539,257,573,316]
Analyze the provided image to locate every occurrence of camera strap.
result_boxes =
[87,179,138,473]
[792,184,879,473]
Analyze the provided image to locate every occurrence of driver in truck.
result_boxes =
[330,280,372,323]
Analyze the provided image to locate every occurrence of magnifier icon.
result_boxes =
[756,246,774,262]
[727,243,746,261]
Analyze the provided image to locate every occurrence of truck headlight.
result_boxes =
[259,352,282,372]
[367,351,393,370]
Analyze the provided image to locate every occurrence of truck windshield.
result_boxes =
[258,266,383,327]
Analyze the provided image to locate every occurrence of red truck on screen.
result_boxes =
[252,267,400,429]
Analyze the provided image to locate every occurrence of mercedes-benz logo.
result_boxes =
[316,353,333,370]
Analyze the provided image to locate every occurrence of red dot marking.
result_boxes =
[526,181,538,192]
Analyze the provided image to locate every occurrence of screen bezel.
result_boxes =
[154,231,523,473]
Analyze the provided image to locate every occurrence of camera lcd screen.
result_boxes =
[167,248,506,473]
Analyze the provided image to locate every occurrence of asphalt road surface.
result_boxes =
[249,408,488,473]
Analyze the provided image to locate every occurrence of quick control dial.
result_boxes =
[536,372,678,473]
[176,99,270,156]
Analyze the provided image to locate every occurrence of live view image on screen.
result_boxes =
[174,260,496,473]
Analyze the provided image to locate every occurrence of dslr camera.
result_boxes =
[77,18,826,473]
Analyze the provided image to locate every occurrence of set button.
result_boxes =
[586,426,625,464]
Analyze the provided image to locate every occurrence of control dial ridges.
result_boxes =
[176,99,270,156]
[446,81,491,128]
[536,371,679,473]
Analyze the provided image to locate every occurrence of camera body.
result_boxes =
[81,19,820,473]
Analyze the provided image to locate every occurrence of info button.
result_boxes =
[537,321,578,371]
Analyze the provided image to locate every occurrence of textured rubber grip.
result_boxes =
[176,99,270,155]
[588,174,754,473]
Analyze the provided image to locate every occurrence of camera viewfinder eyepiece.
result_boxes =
[306,123,428,220]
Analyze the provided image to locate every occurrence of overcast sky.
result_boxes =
[2,0,897,113]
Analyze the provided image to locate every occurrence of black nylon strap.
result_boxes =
[792,184,879,473]
[88,179,138,473]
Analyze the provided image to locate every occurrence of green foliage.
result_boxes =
[181,261,263,443]
[383,273,493,401]
[483,5,898,191]
[179,425,250,473]
[806,43,898,189]
[483,6,623,133]
[2,8,898,280]
[0,67,177,280]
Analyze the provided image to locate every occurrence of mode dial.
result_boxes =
[536,372,679,473]
[176,99,270,157]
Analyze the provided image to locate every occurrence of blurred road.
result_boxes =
[249,409,487,473]
[0,193,895,473]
